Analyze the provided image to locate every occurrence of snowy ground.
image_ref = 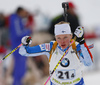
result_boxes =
[84,71,100,85]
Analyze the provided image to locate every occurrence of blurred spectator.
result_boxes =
[0,13,9,47]
[0,13,5,28]
[0,12,10,85]
[9,7,32,85]
[22,12,35,32]
[49,2,80,38]
[25,14,35,30]
[0,46,7,85]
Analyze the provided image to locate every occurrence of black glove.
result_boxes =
[74,26,85,44]
[21,36,32,46]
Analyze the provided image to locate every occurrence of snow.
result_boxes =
[84,71,100,85]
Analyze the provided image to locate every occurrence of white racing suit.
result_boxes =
[19,41,93,85]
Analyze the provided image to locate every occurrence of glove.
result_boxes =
[21,36,32,46]
[74,26,85,44]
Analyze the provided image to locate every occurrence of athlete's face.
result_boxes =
[55,34,72,50]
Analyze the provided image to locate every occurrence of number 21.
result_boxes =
[58,71,75,79]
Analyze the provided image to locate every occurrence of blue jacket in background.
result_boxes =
[9,13,31,85]
[9,13,31,49]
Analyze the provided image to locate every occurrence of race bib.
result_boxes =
[55,69,75,80]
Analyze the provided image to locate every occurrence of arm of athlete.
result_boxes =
[74,26,93,66]
[19,36,54,59]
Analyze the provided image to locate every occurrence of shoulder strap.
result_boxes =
[71,39,79,59]
[70,39,76,50]
[49,41,57,62]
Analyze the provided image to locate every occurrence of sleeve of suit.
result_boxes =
[76,43,93,66]
[19,41,54,59]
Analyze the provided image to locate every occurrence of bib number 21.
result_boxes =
[56,70,75,80]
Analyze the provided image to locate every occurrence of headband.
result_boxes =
[54,24,71,36]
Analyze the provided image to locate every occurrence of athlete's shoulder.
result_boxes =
[38,41,56,52]
[50,40,56,44]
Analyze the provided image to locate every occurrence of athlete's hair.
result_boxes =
[56,21,70,25]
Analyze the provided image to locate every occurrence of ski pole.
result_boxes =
[0,36,32,64]
[44,40,74,85]
[0,43,23,64]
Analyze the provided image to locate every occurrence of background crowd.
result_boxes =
[0,1,100,85]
